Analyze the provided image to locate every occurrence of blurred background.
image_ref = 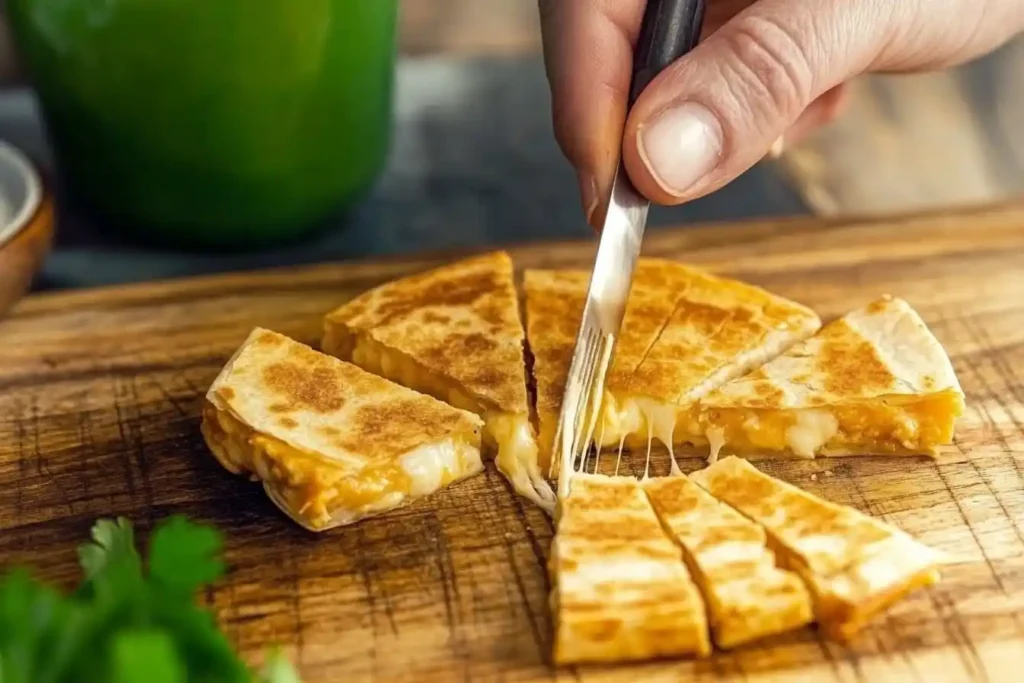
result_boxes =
[0,0,1020,293]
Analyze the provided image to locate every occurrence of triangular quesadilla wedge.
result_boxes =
[202,328,484,531]
[698,296,965,460]
[690,456,943,642]
[550,473,710,664]
[524,259,820,475]
[643,475,813,649]
[322,252,554,511]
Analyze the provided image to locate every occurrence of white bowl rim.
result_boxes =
[0,139,42,249]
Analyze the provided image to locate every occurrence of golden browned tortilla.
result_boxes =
[690,456,942,642]
[550,473,711,665]
[698,296,965,460]
[322,251,554,511]
[524,259,820,474]
[203,328,483,531]
[643,475,813,649]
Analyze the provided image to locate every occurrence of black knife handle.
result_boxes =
[629,0,706,105]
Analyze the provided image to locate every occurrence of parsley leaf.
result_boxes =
[110,630,186,683]
[149,515,226,598]
[0,516,301,683]
[0,570,83,683]
[258,649,302,683]
[77,518,139,582]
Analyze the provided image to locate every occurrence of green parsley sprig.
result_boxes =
[0,516,300,683]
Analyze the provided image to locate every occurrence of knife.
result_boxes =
[554,0,706,497]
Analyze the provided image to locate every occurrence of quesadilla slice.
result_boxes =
[322,251,554,511]
[698,296,965,460]
[550,473,710,664]
[202,328,484,531]
[643,475,813,649]
[524,260,820,475]
[690,456,942,642]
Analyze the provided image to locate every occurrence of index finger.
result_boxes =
[540,0,645,226]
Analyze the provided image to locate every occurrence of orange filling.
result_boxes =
[200,402,472,529]
[700,390,963,456]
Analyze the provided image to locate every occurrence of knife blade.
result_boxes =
[554,0,707,498]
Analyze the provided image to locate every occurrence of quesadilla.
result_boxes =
[202,328,484,531]
[322,252,554,511]
[690,456,942,642]
[643,475,813,649]
[550,473,711,664]
[524,260,820,475]
[698,296,964,460]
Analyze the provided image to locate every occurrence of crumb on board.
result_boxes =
[824,470,834,477]
[810,473,818,481]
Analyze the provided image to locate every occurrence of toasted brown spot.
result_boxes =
[718,470,775,502]
[278,417,299,429]
[422,311,451,325]
[319,425,341,437]
[711,469,889,549]
[262,361,346,414]
[375,269,501,326]
[216,387,235,401]
[866,298,890,315]
[457,332,497,354]
[696,523,762,550]
[269,403,291,413]
[561,518,667,543]
[578,619,622,643]
[255,331,284,347]
[742,381,786,409]
[645,487,701,517]
[335,399,464,453]
[817,320,893,396]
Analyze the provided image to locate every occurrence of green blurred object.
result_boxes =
[7,0,398,249]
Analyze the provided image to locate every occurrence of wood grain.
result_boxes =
[2,202,1024,681]
[780,38,1024,216]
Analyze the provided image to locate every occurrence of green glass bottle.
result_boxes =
[7,0,397,249]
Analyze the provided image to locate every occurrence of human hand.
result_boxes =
[540,0,1024,226]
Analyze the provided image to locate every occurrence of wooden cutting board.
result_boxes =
[2,202,1024,682]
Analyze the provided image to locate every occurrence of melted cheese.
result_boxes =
[400,442,462,497]
[488,411,556,512]
[200,403,482,530]
[706,426,725,464]
[784,410,840,459]
[325,329,555,511]
[591,395,688,473]
[698,391,962,459]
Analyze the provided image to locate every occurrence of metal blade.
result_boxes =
[554,164,650,497]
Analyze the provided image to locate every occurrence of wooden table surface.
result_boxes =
[2,202,1023,681]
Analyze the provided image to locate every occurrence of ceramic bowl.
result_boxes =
[0,139,52,318]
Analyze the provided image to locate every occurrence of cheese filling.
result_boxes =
[488,411,556,512]
[325,328,555,511]
[699,391,963,458]
[200,402,481,530]
[542,394,702,477]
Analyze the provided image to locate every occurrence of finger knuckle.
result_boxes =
[720,15,816,120]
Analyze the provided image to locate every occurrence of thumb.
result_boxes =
[620,0,898,204]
